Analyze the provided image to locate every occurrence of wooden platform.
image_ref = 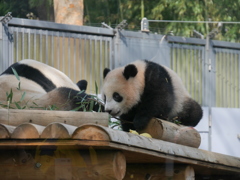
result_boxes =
[0,109,239,179]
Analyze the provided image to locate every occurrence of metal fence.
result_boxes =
[1,18,240,108]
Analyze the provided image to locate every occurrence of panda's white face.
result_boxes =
[101,61,146,117]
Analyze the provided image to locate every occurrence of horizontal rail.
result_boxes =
[8,18,115,37]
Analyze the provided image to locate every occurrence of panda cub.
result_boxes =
[102,60,203,132]
[0,59,103,111]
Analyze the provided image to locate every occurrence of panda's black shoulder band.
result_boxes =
[2,63,56,92]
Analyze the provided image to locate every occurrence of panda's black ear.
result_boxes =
[123,64,138,80]
[76,80,88,91]
[103,68,111,79]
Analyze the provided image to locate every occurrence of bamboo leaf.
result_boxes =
[89,100,94,111]
[7,89,13,103]
[20,91,26,102]
[17,82,21,90]
[11,67,20,81]
[14,102,22,109]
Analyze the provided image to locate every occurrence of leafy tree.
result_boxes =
[0,0,37,18]
[84,0,240,42]
[0,0,239,42]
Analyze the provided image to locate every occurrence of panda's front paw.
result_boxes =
[133,116,150,131]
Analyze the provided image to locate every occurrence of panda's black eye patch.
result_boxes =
[113,92,123,102]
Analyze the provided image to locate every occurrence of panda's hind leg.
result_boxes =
[177,98,203,127]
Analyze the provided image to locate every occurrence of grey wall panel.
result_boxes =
[211,108,240,157]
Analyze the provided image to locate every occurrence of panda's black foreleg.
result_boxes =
[133,113,153,131]
[121,121,135,132]
[132,100,169,131]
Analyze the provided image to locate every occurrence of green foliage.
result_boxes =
[109,118,122,130]
[1,0,240,41]
[84,0,240,42]
[0,0,36,18]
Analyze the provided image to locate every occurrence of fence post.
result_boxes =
[0,13,13,73]
[203,36,216,107]
[0,22,3,73]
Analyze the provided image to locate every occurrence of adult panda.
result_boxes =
[101,60,203,132]
[0,59,103,111]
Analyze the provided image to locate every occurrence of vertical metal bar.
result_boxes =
[235,52,238,107]
[33,29,36,60]
[89,36,93,91]
[28,29,30,59]
[68,34,70,78]
[51,31,54,66]
[73,36,76,83]
[238,52,240,107]
[78,34,82,79]
[84,35,87,79]
[94,36,97,92]
[45,30,48,64]
[221,50,225,106]
[8,26,14,64]
[62,32,65,73]
[99,37,103,88]
[225,50,228,107]
[190,46,193,97]
[193,46,196,101]
[22,28,24,59]
[233,52,236,107]
[56,31,60,69]
[109,37,113,69]
[230,51,233,107]
[39,29,42,62]
[201,44,205,105]
[15,27,19,62]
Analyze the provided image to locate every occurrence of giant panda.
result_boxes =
[0,59,103,111]
[101,60,203,132]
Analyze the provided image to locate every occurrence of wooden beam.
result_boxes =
[139,118,201,148]
[124,164,195,180]
[0,139,239,176]
[0,109,109,127]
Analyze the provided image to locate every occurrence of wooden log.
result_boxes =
[0,124,15,138]
[41,123,77,139]
[72,124,110,140]
[76,150,126,180]
[0,109,109,127]
[11,123,45,139]
[124,164,195,180]
[138,118,201,148]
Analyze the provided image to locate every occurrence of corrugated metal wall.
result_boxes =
[215,48,240,108]
[170,44,204,105]
[2,19,114,94]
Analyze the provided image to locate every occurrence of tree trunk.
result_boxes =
[53,0,83,25]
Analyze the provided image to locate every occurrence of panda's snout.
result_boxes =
[105,108,121,117]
